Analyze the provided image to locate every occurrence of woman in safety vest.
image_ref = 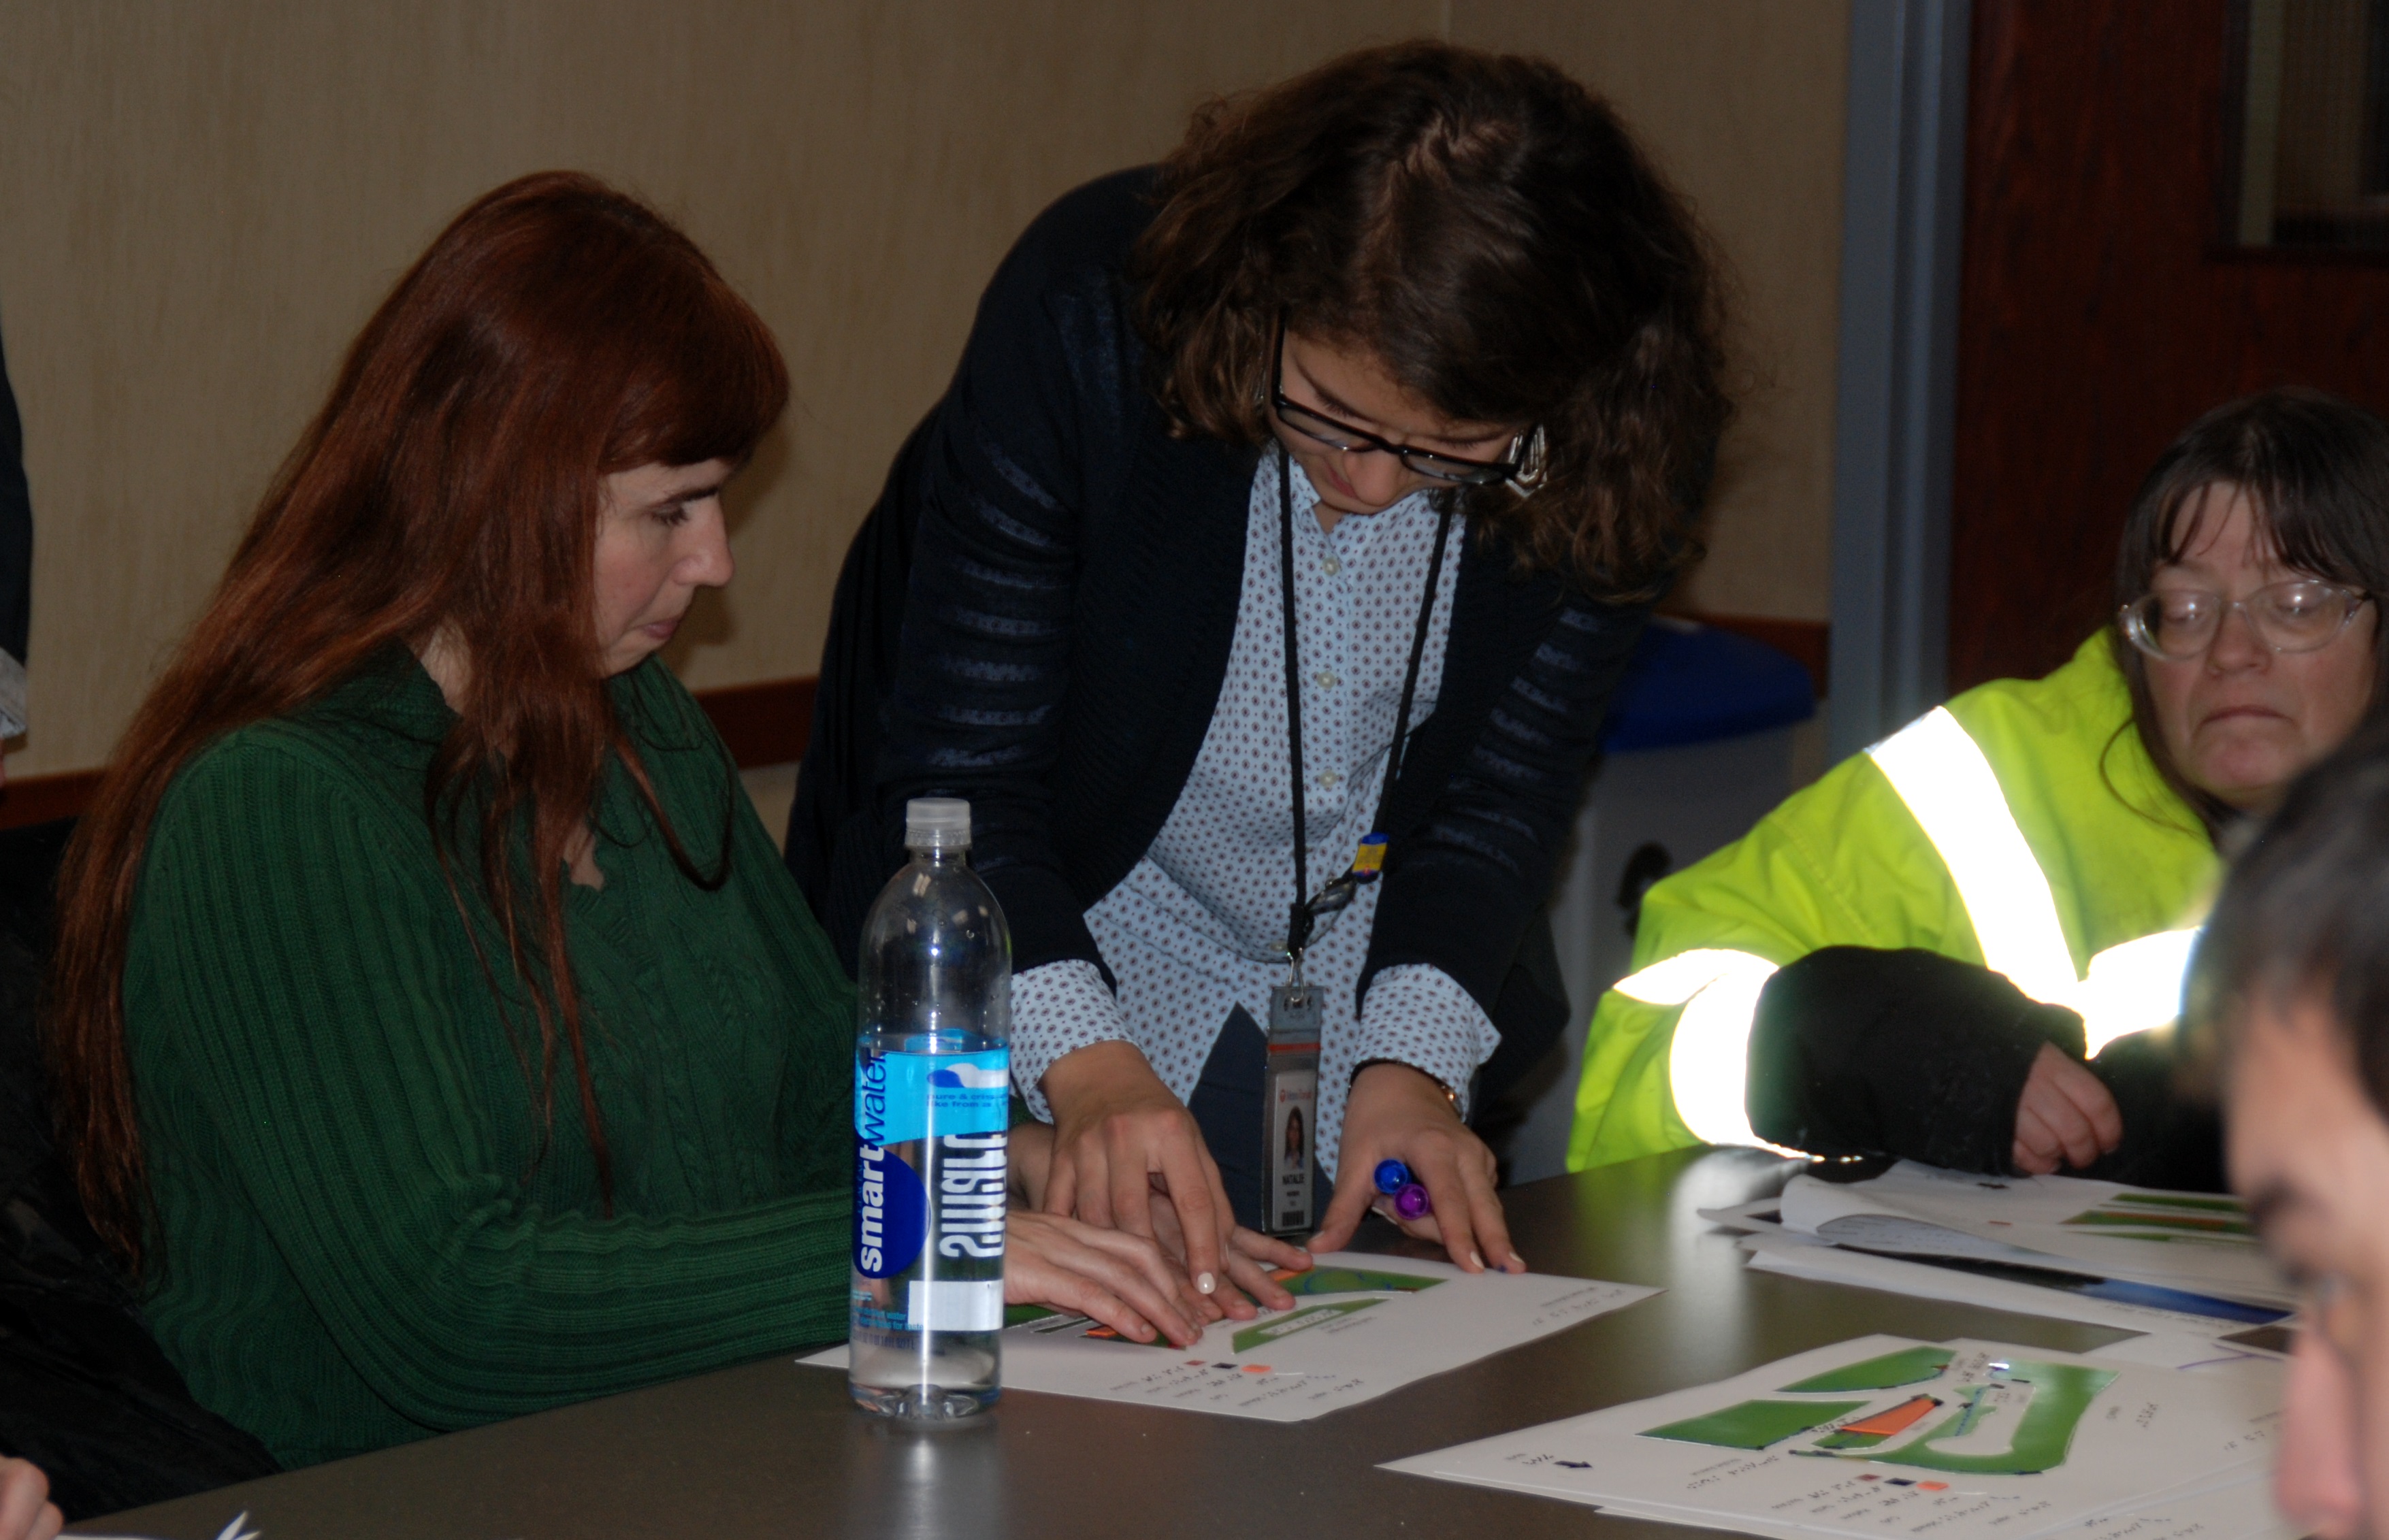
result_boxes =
[1570,389,2389,1188]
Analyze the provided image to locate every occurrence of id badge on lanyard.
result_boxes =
[1262,446,1454,1240]
[1262,981,1322,1236]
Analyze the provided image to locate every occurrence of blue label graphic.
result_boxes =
[854,1049,1010,1147]
[854,1137,928,1279]
[852,1049,1007,1279]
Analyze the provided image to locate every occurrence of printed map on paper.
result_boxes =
[1385,1335,2285,1540]
[802,1251,1656,1422]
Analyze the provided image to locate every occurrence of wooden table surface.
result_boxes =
[89,1148,2136,1539]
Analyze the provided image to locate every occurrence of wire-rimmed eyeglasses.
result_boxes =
[1267,318,1544,489]
[2117,579,2373,661]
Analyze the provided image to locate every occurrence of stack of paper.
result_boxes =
[1386,1334,2295,1540]
[1702,1163,2292,1341]
[802,1251,1657,1422]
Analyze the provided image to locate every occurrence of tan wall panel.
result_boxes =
[0,1,1846,776]
[0,0,1437,775]
[1453,0,1851,624]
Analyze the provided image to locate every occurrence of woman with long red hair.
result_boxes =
[43,172,1207,1468]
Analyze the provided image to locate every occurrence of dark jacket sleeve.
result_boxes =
[0,316,33,666]
[1744,945,2224,1187]
[785,412,935,970]
[1746,945,2085,1173]
[862,176,1149,978]
[1364,587,1646,1022]
[1354,437,1708,1056]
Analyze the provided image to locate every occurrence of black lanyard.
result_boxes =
[1277,446,1455,981]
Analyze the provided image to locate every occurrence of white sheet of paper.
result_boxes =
[70,1514,259,1540]
[1384,1335,2282,1540]
[1589,1473,2296,1540]
[1701,1198,2053,1270]
[800,1251,1657,1422]
[2064,1474,2302,1540]
[1781,1166,2291,1309]
[1815,1212,2095,1268]
[1738,1232,2283,1341]
[1701,1198,1795,1233]
[2082,1332,2286,1373]
[1775,1183,2143,1283]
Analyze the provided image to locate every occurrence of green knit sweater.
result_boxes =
[125,652,855,1467]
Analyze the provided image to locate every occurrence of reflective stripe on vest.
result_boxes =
[1868,708,2079,1005]
[1614,949,1779,1148]
[2075,926,2202,1056]
[1868,707,2198,1048]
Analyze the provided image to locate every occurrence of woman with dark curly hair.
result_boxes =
[792,40,1728,1300]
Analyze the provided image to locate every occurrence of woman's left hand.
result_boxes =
[2011,1041,2122,1175]
[1005,1209,1209,1348]
[1307,1060,1525,1274]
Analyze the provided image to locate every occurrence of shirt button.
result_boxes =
[1318,771,1341,788]
[1314,670,1339,688]
[1321,557,1343,576]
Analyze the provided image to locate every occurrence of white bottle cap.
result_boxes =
[905,797,972,851]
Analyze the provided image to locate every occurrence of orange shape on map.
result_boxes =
[1836,1394,1941,1439]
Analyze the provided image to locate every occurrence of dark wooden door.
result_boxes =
[1950,0,2389,690]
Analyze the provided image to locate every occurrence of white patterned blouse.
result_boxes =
[1009,454,1501,1179]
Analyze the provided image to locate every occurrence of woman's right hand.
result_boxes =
[1039,1039,1237,1307]
[1145,1187,1309,1315]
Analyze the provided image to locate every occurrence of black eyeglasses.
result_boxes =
[1268,320,1542,489]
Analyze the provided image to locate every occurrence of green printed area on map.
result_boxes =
[1780,1346,1954,1394]
[1859,1361,2117,1476]
[2107,1192,2245,1214]
[1644,1399,1871,1451]
[2061,1207,2253,1239]
[1231,1299,1380,1354]
[1273,1266,1444,1298]
[1005,1305,1110,1334]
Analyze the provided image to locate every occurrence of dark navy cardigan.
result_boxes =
[788,169,1662,1098]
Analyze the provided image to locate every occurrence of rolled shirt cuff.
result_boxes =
[1008,959,1135,1121]
[1353,963,1499,1119]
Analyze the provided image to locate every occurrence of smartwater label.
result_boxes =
[854,1049,1011,1281]
[854,1049,1010,1147]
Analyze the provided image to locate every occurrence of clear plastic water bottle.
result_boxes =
[849,797,1011,1420]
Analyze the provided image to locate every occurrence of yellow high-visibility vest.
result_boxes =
[1568,632,2217,1169]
